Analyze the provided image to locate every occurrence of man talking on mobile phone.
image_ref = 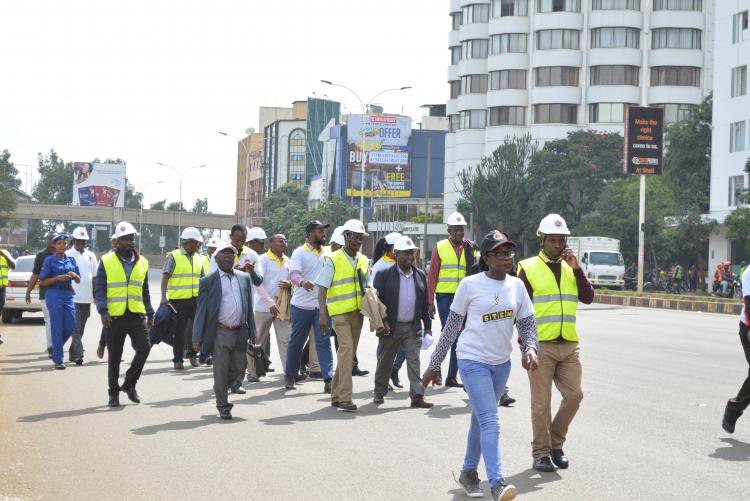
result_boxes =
[516,214,594,474]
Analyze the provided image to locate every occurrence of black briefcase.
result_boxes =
[249,344,270,377]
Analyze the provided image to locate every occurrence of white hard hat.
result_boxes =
[112,221,138,239]
[537,214,571,236]
[71,227,89,240]
[246,226,267,242]
[214,242,238,256]
[332,226,344,236]
[341,219,368,236]
[446,212,467,226]
[394,235,418,252]
[330,233,345,246]
[180,227,202,241]
[384,232,402,245]
[207,237,222,248]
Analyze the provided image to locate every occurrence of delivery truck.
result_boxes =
[567,236,625,289]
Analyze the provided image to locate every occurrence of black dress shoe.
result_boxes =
[550,449,569,469]
[108,394,120,407]
[533,456,556,472]
[390,369,403,388]
[173,360,184,370]
[122,387,141,403]
[230,385,246,394]
[219,408,232,420]
[445,377,464,388]
[352,366,369,377]
[499,393,516,407]
[74,359,84,366]
[294,374,307,383]
[309,371,324,379]
[722,410,738,434]
[338,401,357,412]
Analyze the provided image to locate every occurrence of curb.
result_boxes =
[594,294,742,315]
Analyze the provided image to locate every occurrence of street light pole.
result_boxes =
[156,162,207,247]
[320,80,411,222]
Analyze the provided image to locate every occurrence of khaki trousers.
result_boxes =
[528,341,583,459]
[331,311,363,403]
[248,311,292,377]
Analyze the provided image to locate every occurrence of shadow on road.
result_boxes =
[0,355,50,364]
[18,405,124,422]
[144,388,214,408]
[709,438,750,462]
[505,468,563,494]
[130,414,246,435]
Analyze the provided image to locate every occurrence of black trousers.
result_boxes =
[171,298,197,361]
[107,312,151,396]
[727,322,750,418]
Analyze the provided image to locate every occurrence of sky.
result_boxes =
[1,0,447,214]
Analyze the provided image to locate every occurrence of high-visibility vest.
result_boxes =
[101,252,149,316]
[0,254,8,287]
[518,255,578,342]
[435,238,466,294]
[202,255,211,275]
[326,249,368,316]
[167,249,201,299]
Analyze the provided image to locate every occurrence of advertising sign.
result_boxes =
[623,106,664,176]
[72,162,126,207]
[346,114,411,197]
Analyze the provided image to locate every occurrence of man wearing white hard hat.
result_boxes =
[0,234,17,346]
[95,222,154,407]
[367,232,401,287]
[203,236,222,273]
[426,211,477,388]
[161,226,205,369]
[372,236,433,409]
[65,227,98,364]
[516,214,593,473]
[316,219,369,412]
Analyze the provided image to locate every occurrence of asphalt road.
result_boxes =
[1,289,749,500]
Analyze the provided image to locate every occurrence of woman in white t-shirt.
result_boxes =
[423,230,539,501]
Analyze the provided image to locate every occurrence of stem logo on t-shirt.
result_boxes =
[482,310,514,323]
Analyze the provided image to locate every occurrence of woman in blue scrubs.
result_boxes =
[39,234,81,369]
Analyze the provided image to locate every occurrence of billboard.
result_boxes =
[623,106,664,176]
[72,162,126,207]
[346,114,411,198]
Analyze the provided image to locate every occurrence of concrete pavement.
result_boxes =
[1,300,749,500]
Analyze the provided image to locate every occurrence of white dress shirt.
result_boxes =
[255,251,290,312]
[218,271,242,327]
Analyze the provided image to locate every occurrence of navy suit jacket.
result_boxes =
[192,269,257,353]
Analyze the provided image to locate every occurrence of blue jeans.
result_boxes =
[436,293,459,379]
[285,305,333,380]
[459,358,512,488]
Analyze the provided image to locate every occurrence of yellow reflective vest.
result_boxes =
[167,249,202,299]
[435,238,466,294]
[518,254,579,342]
[326,249,369,316]
[202,255,211,275]
[0,254,9,287]
[101,252,149,316]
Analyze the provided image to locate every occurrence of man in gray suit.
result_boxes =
[193,243,257,420]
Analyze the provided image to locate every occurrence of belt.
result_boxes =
[541,337,569,344]
[218,323,241,331]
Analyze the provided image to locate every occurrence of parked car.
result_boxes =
[2,255,41,323]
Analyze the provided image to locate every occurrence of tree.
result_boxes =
[310,195,358,233]
[263,184,311,249]
[0,150,21,229]
[33,150,72,205]
[456,134,538,252]
[725,208,750,257]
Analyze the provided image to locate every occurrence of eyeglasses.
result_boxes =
[486,250,516,259]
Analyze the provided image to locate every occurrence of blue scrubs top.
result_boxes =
[39,254,80,296]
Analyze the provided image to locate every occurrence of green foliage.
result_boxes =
[0,150,21,229]
[725,208,750,251]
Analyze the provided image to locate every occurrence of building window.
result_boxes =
[729,175,745,206]
[651,28,701,49]
[534,66,579,86]
[492,0,528,17]
[490,69,528,89]
[731,121,747,153]
[592,0,640,9]
[459,110,488,129]
[590,65,639,85]
[462,39,489,59]
[590,27,640,48]
[536,0,581,13]
[733,11,749,44]
[536,29,580,49]
[450,46,462,65]
[589,103,633,122]
[489,106,526,125]
[288,129,306,184]
[449,80,461,99]
[451,12,463,30]
[653,0,701,11]
[449,114,460,132]
[534,103,577,124]
[461,74,489,94]
[732,66,747,98]
[462,4,490,23]
[651,103,697,123]
[491,33,528,54]
[650,66,700,86]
